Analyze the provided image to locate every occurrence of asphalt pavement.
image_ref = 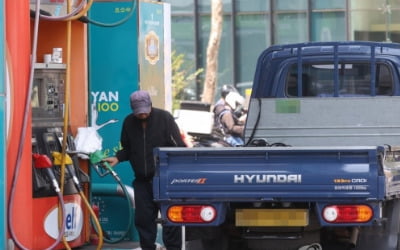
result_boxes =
[74,241,168,250]
[74,241,141,250]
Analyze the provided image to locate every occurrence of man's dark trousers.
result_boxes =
[133,179,182,250]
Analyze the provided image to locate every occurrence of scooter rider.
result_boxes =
[213,85,246,146]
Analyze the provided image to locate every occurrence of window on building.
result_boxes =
[236,0,269,12]
[311,0,347,42]
[350,0,400,43]
[311,0,346,10]
[273,0,308,44]
[236,0,270,84]
[171,16,196,59]
[274,0,307,11]
[165,0,198,98]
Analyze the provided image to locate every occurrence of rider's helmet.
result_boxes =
[221,84,238,98]
[225,92,244,110]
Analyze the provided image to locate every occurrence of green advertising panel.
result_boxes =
[88,0,138,241]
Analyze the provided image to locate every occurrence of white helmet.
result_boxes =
[225,92,244,110]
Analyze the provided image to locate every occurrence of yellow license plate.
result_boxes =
[235,208,309,227]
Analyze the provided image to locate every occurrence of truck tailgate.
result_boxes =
[153,146,384,202]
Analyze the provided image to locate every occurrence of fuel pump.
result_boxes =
[7,1,106,249]
[30,63,90,249]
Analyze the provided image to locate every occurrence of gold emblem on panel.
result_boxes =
[145,31,159,65]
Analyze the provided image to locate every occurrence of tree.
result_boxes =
[201,0,223,104]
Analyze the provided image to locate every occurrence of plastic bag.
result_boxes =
[74,127,103,159]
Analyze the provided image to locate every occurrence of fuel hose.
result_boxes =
[89,150,134,244]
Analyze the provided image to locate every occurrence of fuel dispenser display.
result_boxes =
[30,63,89,249]
[31,63,65,127]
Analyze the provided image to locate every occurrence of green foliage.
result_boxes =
[171,50,203,110]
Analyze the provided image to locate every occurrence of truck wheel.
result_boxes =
[354,200,400,250]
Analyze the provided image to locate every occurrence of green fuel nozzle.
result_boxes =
[89,150,120,181]
[89,150,108,166]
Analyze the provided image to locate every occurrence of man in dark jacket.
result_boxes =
[104,90,186,250]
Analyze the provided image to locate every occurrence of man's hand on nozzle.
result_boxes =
[103,156,119,167]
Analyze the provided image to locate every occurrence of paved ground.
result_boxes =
[74,241,140,250]
[74,241,167,250]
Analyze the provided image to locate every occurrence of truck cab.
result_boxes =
[245,42,400,148]
[251,41,399,98]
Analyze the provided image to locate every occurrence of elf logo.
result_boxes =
[44,202,83,241]
[66,207,77,230]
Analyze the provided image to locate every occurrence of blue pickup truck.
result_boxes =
[153,42,400,250]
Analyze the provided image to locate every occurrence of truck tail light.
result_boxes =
[167,205,216,223]
[322,205,373,223]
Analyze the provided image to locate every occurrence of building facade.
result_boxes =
[163,0,400,100]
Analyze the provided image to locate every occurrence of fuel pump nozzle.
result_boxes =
[32,153,60,193]
[52,151,81,191]
[89,150,121,182]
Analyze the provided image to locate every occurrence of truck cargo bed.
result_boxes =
[153,146,385,202]
[245,97,400,147]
